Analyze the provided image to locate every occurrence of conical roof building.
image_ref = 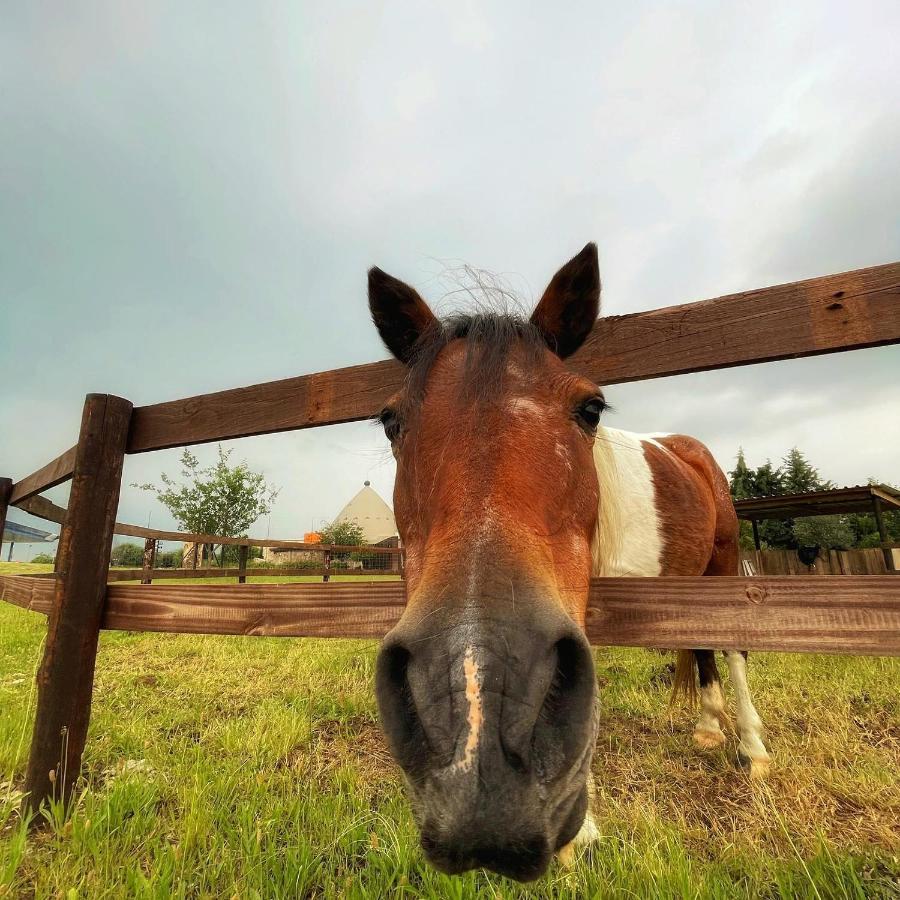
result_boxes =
[333,481,397,544]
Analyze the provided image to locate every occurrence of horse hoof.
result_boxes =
[738,748,771,779]
[693,729,726,750]
[557,842,576,868]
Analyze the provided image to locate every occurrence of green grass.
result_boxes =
[1,561,898,898]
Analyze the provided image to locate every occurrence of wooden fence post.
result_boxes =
[0,478,12,559]
[0,477,11,527]
[23,394,132,822]
[140,538,156,584]
[872,497,896,573]
[323,549,331,583]
[238,545,248,584]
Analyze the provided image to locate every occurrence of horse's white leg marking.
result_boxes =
[693,680,727,749]
[725,651,770,778]
[449,645,483,773]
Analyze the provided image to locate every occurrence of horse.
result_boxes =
[368,243,770,881]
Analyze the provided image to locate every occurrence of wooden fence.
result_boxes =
[741,547,900,576]
[2,259,899,820]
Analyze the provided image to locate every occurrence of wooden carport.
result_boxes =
[734,484,900,571]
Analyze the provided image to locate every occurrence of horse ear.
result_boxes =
[368,268,438,365]
[530,243,600,359]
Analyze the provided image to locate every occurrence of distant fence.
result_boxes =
[2,259,899,820]
[742,547,900,576]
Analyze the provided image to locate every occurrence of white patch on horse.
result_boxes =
[725,651,770,777]
[590,427,663,577]
[450,645,483,774]
[554,440,573,472]
[505,396,544,419]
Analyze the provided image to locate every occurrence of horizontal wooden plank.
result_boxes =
[0,574,55,614]
[584,576,900,655]
[126,262,900,452]
[103,581,408,638]
[13,494,67,525]
[110,519,402,552]
[568,261,900,385]
[9,446,77,504]
[5,574,897,655]
[105,567,401,582]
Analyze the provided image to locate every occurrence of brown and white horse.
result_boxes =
[369,244,769,881]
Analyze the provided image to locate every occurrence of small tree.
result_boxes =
[31,552,55,564]
[110,542,145,567]
[134,446,278,565]
[793,516,854,550]
[318,519,366,565]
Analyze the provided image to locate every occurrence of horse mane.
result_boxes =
[590,426,624,577]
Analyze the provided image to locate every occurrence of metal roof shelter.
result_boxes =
[1,519,58,562]
[734,484,900,570]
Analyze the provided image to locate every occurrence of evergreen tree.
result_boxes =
[781,447,832,494]
[729,448,756,499]
[751,460,784,497]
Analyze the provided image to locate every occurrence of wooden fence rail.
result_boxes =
[2,259,899,822]
[2,574,898,655]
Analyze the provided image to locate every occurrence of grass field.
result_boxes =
[1,561,898,898]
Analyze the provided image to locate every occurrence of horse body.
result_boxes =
[368,244,769,881]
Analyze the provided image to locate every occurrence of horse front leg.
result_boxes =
[724,650,770,779]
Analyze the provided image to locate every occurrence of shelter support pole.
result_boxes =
[0,478,11,561]
[141,538,156,584]
[751,519,761,551]
[238,545,248,583]
[23,394,132,823]
[872,497,895,573]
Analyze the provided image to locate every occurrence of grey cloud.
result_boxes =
[2,1,897,558]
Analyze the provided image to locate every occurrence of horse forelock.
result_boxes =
[398,312,549,419]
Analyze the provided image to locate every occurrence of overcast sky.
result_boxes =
[2,2,898,559]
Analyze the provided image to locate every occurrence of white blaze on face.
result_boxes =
[451,645,484,773]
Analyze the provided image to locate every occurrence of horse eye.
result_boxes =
[575,397,605,430]
[380,409,402,442]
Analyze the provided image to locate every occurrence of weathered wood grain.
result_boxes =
[0,574,55,614]
[9,447,77,505]
[126,262,900,452]
[584,576,900,654]
[103,581,408,638]
[24,395,132,820]
[6,573,896,655]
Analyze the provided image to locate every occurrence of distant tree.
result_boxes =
[318,519,366,564]
[110,542,145,567]
[782,447,832,494]
[157,548,184,569]
[31,552,55,564]
[793,516,854,550]
[729,448,756,499]
[134,446,278,566]
[751,460,784,498]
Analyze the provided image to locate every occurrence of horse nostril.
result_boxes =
[375,640,430,778]
[532,634,597,778]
